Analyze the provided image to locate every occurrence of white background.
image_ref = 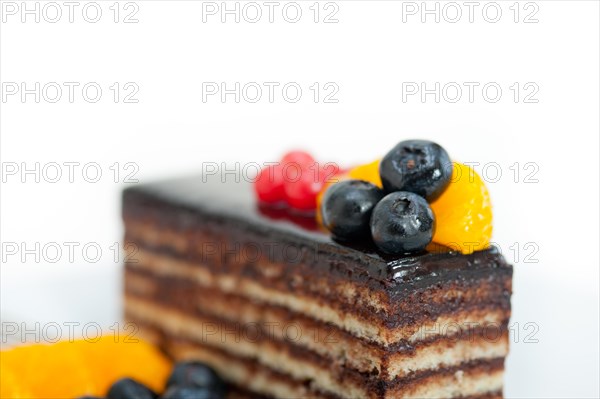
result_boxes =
[1,1,599,397]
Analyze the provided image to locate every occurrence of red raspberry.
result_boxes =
[320,162,341,184]
[284,165,338,211]
[281,150,315,169]
[254,165,285,204]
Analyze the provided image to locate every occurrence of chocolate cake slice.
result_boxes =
[122,174,512,399]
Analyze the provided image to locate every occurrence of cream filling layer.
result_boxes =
[164,339,504,399]
[126,249,509,346]
[126,297,508,386]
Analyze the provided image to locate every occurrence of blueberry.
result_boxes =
[370,192,435,255]
[107,378,157,399]
[321,180,385,240]
[379,140,452,201]
[161,386,222,399]
[166,362,226,395]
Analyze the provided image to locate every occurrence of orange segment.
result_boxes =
[430,162,493,254]
[0,335,171,398]
[348,159,382,188]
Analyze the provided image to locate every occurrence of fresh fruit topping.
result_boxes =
[430,162,492,254]
[348,159,382,188]
[283,168,325,211]
[379,140,452,201]
[0,336,171,398]
[315,172,348,226]
[281,150,315,167]
[284,164,339,212]
[370,192,435,254]
[254,165,286,204]
[166,361,226,395]
[316,159,380,226]
[261,142,495,257]
[107,378,157,399]
[254,150,341,212]
[321,180,385,240]
[162,386,222,399]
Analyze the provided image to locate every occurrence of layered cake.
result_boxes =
[123,142,512,398]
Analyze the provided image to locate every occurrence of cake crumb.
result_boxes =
[454,370,464,383]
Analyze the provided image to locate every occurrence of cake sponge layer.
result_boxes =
[125,243,511,346]
[145,330,505,399]
[126,268,510,380]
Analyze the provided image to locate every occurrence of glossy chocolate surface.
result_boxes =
[122,174,511,287]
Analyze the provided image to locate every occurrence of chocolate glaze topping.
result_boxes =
[123,174,512,289]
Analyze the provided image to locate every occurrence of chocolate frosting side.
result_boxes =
[122,174,513,295]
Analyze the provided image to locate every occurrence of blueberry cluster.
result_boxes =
[80,361,227,399]
[321,140,452,255]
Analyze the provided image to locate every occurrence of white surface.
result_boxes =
[1,1,599,397]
